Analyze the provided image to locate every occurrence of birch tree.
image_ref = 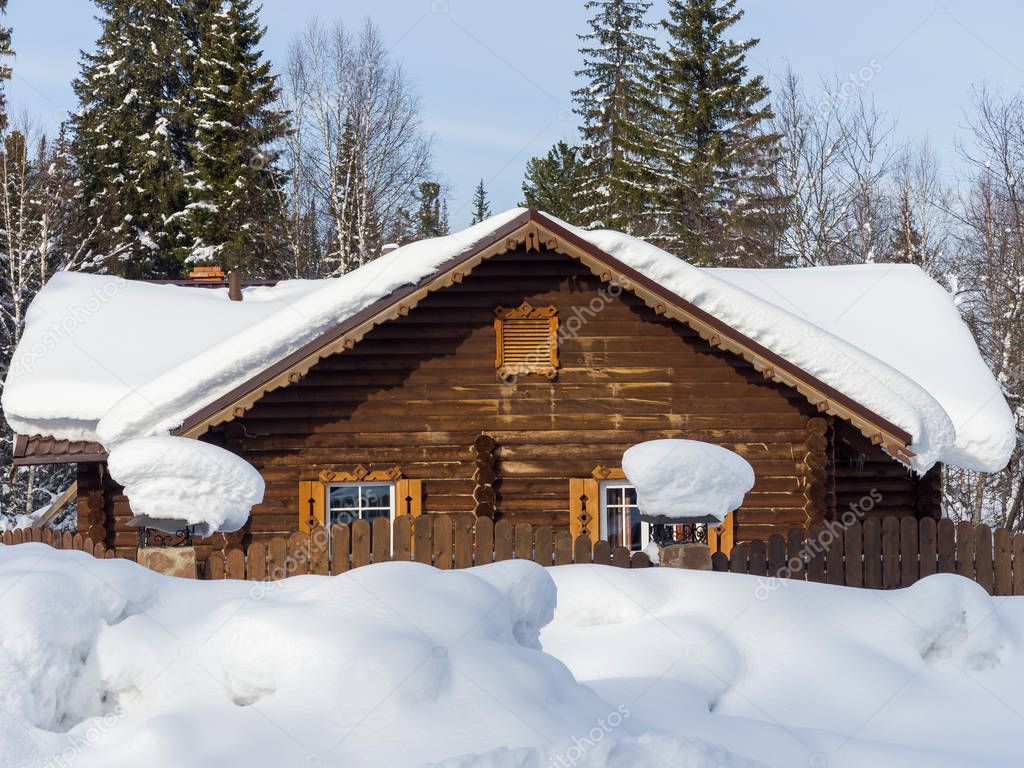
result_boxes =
[282,19,431,275]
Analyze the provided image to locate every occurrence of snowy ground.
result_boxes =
[0,545,1020,767]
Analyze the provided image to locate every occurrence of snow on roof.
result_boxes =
[1,208,1014,474]
[707,263,1016,473]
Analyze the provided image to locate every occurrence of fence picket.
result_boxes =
[494,520,514,561]
[553,531,573,565]
[767,534,787,578]
[592,539,611,566]
[786,528,804,579]
[392,516,412,562]
[882,517,900,589]
[331,524,350,574]
[956,522,976,581]
[310,526,329,575]
[748,539,767,577]
[434,516,453,570]
[611,545,631,568]
[994,528,1012,596]
[207,552,225,580]
[413,516,432,565]
[225,548,245,580]
[631,552,652,568]
[729,543,748,575]
[919,518,937,578]
[900,516,918,587]
[267,537,288,580]
[247,542,267,580]
[515,524,533,561]
[844,521,863,588]
[826,534,844,585]
[350,520,370,569]
[1013,534,1024,596]
[287,532,310,576]
[573,535,593,565]
[372,518,391,564]
[974,524,994,595]
[806,525,825,583]
[454,515,474,569]
[937,519,956,573]
[534,526,553,567]
[863,518,882,589]
[474,517,494,566]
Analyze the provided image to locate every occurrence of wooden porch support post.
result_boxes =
[77,464,107,546]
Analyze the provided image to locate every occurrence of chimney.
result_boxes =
[381,243,400,256]
[227,270,242,302]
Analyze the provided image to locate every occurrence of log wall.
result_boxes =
[86,245,938,557]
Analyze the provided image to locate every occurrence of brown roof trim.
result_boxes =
[167,208,911,460]
[11,434,108,465]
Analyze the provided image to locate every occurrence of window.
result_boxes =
[494,302,558,380]
[599,482,706,551]
[327,482,394,527]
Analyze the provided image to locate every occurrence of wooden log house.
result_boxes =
[9,209,1008,566]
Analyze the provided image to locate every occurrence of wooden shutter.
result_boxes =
[395,479,423,518]
[298,480,326,533]
[568,478,600,543]
[708,511,735,556]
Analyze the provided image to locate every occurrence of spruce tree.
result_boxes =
[414,181,447,239]
[573,0,659,232]
[470,179,491,224]
[522,141,591,223]
[652,0,783,265]
[180,0,288,277]
[71,0,187,278]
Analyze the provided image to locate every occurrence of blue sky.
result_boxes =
[7,0,1024,228]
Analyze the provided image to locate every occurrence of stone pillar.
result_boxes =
[659,543,712,570]
[137,547,198,578]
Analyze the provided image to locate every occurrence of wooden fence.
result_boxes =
[4,516,1023,596]
[711,516,1024,596]
[204,515,653,580]
[0,526,117,559]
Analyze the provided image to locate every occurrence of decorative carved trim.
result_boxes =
[494,302,558,320]
[318,465,403,483]
[591,465,627,481]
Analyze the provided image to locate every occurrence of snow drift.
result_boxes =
[107,436,264,535]
[2,545,1022,767]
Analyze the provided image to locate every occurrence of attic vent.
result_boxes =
[494,303,558,381]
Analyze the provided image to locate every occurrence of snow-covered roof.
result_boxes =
[2,208,1015,474]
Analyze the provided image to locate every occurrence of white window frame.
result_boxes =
[326,481,396,526]
[599,481,651,552]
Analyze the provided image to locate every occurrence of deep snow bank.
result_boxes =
[543,565,1020,768]
[0,546,752,768]
[1,546,1022,768]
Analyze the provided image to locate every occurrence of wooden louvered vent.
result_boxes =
[494,302,559,381]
